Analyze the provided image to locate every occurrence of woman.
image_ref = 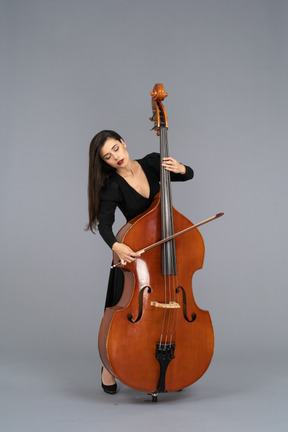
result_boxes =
[86,130,194,394]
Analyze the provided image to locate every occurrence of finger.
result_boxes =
[123,254,135,263]
[163,165,174,171]
[162,162,172,169]
[165,157,176,164]
[129,249,141,257]
[127,255,136,262]
[125,254,139,263]
[163,161,176,170]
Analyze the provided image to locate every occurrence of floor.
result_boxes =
[1,351,287,432]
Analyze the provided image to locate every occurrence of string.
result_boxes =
[159,127,178,349]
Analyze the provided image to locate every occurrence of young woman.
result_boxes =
[86,130,194,394]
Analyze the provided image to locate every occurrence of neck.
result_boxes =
[116,159,137,177]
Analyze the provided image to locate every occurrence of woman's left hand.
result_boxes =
[162,157,186,174]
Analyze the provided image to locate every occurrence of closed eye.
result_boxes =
[107,145,119,158]
[102,143,120,160]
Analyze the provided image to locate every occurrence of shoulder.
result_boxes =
[138,152,160,168]
[140,152,160,162]
[137,153,161,178]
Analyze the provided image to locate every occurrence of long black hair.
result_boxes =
[86,130,123,233]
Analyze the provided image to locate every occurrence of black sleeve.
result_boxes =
[98,180,122,249]
[143,152,194,181]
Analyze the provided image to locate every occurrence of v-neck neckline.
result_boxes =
[116,160,151,200]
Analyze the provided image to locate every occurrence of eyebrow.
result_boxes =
[102,143,119,159]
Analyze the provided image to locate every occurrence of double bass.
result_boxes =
[98,84,223,401]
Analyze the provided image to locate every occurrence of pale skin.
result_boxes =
[100,137,186,386]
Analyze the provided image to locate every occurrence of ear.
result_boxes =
[120,139,126,148]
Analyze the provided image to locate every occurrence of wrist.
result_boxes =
[180,164,186,174]
[112,242,119,251]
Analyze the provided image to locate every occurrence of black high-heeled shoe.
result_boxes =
[101,367,117,394]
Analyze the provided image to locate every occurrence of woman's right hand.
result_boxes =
[112,242,140,266]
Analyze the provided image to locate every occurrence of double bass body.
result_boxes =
[98,84,214,394]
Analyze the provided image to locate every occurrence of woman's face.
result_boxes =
[100,138,129,169]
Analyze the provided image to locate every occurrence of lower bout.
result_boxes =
[106,323,214,393]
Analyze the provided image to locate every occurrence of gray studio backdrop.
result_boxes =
[1,0,287,379]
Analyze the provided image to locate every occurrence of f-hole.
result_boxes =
[176,286,197,322]
[127,286,152,323]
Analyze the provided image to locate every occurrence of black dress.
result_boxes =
[98,152,194,308]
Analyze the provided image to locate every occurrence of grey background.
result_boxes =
[1,0,287,431]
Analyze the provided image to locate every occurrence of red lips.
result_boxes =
[117,159,124,165]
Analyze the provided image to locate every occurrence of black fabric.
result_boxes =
[99,152,194,308]
[104,266,124,309]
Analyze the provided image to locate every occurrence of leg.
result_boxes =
[101,364,116,386]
